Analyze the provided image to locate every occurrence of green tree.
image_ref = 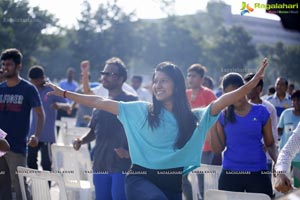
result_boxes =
[209,25,258,73]
[159,17,202,69]
[0,0,57,74]
[65,0,137,80]
[32,34,74,81]
[259,42,300,84]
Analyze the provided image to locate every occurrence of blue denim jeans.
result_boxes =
[125,175,182,200]
[93,172,126,200]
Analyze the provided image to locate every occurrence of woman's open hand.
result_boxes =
[45,82,64,97]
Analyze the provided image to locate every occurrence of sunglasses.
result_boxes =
[100,71,119,77]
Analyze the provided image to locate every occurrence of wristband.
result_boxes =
[63,90,67,98]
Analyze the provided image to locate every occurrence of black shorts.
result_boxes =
[218,169,273,198]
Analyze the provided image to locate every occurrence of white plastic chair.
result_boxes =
[61,127,90,145]
[205,189,271,200]
[188,164,222,200]
[17,166,68,200]
[51,144,94,200]
[61,117,76,128]
[275,188,300,200]
[55,120,67,144]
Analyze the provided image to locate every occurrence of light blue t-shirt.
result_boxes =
[117,101,219,173]
[278,108,300,161]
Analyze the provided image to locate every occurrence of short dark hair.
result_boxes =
[187,64,207,78]
[132,75,143,83]
[203,76,214,90]
[244,72,264,89]
[106,57,127,82]
[0,48,23,65]
[289,83,295,89]
[28,65,45,79]
[268,86,275,94]
[276,77,288,87]
[291,90,300,100]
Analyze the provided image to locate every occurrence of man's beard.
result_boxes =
[4,73,16,78]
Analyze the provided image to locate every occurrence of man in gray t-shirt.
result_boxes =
[73,57,137,200]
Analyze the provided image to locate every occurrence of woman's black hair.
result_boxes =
[291,90,300,100]
[148,62,197,149]
[222,73,244,125]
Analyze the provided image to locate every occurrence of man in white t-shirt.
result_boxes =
[92,82,137,97]
[131,75,152,102]
[244,73,278,171]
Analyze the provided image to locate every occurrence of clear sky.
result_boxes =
[28,0,279,28]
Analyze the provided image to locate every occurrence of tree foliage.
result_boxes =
[1,0,297,87]
[259,42,300,84]
[0,0,57,74]
[209,25,258,72]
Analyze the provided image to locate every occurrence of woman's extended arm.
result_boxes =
[210,58,268,116]
[45,83,119,115]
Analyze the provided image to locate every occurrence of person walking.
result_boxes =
[27,65,68,173]
[0,48,45,200]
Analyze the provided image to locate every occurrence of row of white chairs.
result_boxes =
[18,164,271,200]
[18,166,68,200]
[18,143,94,200]
[56,117,91,145]
[51,144,94,200]
[18,117,94,199]
[19,117,273,200]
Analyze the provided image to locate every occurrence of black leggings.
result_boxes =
[218,169,273,198]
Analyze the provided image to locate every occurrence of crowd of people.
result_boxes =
[0,47,299,200]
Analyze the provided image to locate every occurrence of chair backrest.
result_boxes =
[200,164,222,191]
[51,144,93,188]
[188,164,222,200]
[17,166,68,200]
[275,188,300,200]
[61,127,90,145]
[61,117,76,128]
[55,120,67,143]
[205,189,271,200]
